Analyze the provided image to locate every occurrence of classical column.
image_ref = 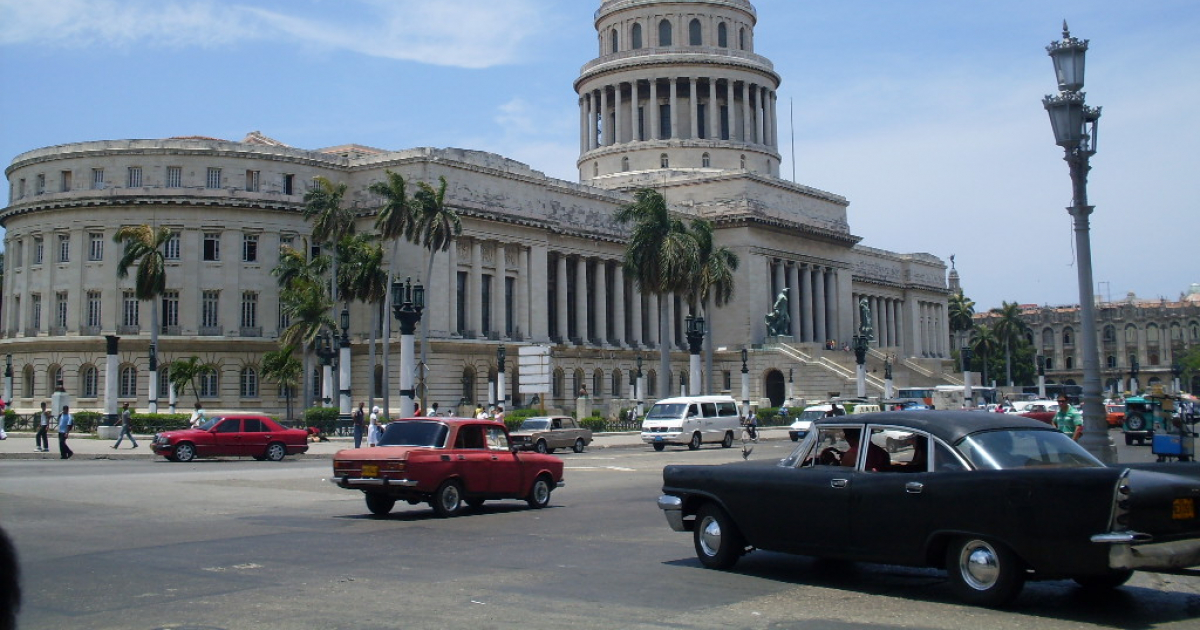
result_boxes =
[613,264,626,346]
[595,260,608,345]
[447,240,459,335]
[788,264,800,338]
[725,78,735,141]
[759,86,768,145]
[518,246,532,339]
[668,77,679,140]
[630,79,639,141]
[579,96,587,153]
[825,269,838,344]
[556,253,568,341]
[813,267,827,343]
[614,82,624,145]
[689,77,700,140]
[630,283,643,346]
[575,256,588,343]
[650,78,660,140]
[708,78,719,141]
[800,264,814,342]
[771,260,783,302]
[741,82,751,143]
[770,91,779,148]
[599,86,609,146]
[494,243,506,339]
[470,240,483,337]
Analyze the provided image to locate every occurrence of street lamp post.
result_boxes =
[1130,359,1140,395]
[636,354,644,417]
[961,346,974,408]
[787,368,794,403]
[147,344,158,414]
[314,332,335,407]
[740,348,750,418]
[1036,354,1047,399]
[685,315,705,398]
[1172,363,1183,394]
[1044,21,1115,463]
[853,335,868,398]
[497,345,507,408]
[3,354,12,407]
[391,277,425,418]
[339,305,352,418]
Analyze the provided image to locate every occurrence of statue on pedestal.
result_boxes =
[765,289,791,337]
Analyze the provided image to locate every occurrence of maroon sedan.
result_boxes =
[152,414,310,462]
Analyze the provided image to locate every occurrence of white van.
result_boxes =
[641,395,742,452]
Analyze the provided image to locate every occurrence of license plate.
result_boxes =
[655,436,663,442]
[1173,497,1195,520]
[361,464,378,478]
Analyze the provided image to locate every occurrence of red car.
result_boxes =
[330,417,565,517]
[151,414,310,462]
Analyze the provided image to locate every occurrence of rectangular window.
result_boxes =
[201,290,220,328]
[242,234,258,262]
[31,294,41,330]
[481,274,492,336]
[162,290,180,329]
[55,292,68,328]
[203,233,220,261]
[279,235,294,250]
[88,232,103,261]
[33,236,43,264]
[60,170,72,192]
[120,366,137,398]
[57,234,70,263]
[206,167,222,189]
[241,292,258,327]
[36,174,45,195]
[122,291,139,327]
[127,166,142,188]
[87,291,102,327]
[278,302,290,332]
[245,170,260,192]
[91,168,104,190]
[166,166,182,188]
[13,241,21,268]
[199,370,219,398]
[283,174,294,195]
[164,232,180,260]
[456,271,468,335]
[18,178,26,198]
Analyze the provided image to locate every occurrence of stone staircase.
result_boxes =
[763,340,958,403]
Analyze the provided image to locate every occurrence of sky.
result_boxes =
[1,0,1197,312]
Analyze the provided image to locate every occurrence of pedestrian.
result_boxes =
[352,402,365,448]
[368,406,381,447]
[112,402,138,449]
[1052,394,1083,441]
[34,401,51,452]
[188,402,205,428]
[430,402,440,417]
[57,405,74,459]
[494,405,505,424]
[744,407,758,440]
[476,405,489,420]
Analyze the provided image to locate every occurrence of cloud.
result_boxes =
[0,0,546,68]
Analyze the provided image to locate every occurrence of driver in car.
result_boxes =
[842,428,889,472]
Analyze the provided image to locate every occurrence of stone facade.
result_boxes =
[0,1,953,417]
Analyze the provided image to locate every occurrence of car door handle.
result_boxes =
[905,482,924,494]
[831,478,848,488]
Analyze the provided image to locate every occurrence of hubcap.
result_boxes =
[534,481,549,503]
[698,516,722,557]
[960,541,1000,590]
[442,486,460,510]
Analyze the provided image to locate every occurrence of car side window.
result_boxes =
[243,418,265,432]
[934,442,967,472]
[215,419,240,433]
[486,426,510,451]
[552,418,562,430]
[454,425,486,449]
[701,403,717,417]
[687,405,699,418]
[867,428,928,473]
[802,426,851,467]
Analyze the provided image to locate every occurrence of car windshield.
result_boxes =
[647,404,686,419]
[799,409,827,421]
[518,419,551,431]
[957,429,1103,470]
[378,421,450,447]
[197,418,221,431]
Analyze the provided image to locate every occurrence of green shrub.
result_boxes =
[304,406,340,436]
[580,415,607,433]
[72,411,104,432]
[2,409,18,430]
[130,413,191,433]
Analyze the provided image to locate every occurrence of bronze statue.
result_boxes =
[765,289,791,337]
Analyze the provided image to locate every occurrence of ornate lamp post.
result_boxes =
[787,368,795,403]
[961,346,974,408]
[685,315,705,397]
[740,348,750,418]
[853,335,868,398]
[3,354,12,407]
[338,305,352,418]
[1036,354,1047,399]
[314,331,336,407]
[1043,22,1114,463]
[497,345,507,408]
[635,354,644,417]
[391,277,425,418]
[147,344,159,414]
[1171,363,1183,394]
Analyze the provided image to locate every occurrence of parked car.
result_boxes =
[1014,400,1059,425]
[329,417,564,517]
[1123,396,1165,446]
[1105,402,1126,428]
[151,414,310,462]
[788,401,874,441]
[509,416,593,453]
[657,410,1200,607]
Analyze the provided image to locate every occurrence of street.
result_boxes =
[2,436,1199,630]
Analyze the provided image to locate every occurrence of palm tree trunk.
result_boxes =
[149,298,160,413]
[367,299,379,412]
[1005,343,1013,387]
[419,249,438,402]
[659,293,670,399]
[381,242,400,418]
[702,295,713,395]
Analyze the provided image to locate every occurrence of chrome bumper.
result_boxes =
[1092,532,1200,570]
[658,494,686,532]
[329,477,419,489]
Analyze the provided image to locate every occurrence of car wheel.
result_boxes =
[264,442,287,462]
[1073,570,1134,590]
[365,493,395,516]
[1125,413,1147,432]
[693,503,744,570]
[173,442,195,463]
[652,443,665,452]
[431,480,464,518]
[946,537,1025,607]
[790,434,799,442]
[535,439,549,454]
[721,432,734,448]
[573,438,586,453]
[526,475,553,509]
[688,432,702,451]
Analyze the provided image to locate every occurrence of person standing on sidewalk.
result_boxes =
[352,402,365,448]
[57,405,74,459]
[112,402,138,449]
[35,401,51,452]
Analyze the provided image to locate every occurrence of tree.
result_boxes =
[969,324,999,385]
[990,301,1031,387]
[948,292,976,353]
[616,188,700,397]
[412,176,462,393]
[114,224,172,411]
[273,243,332,408]
[302,177,355,411]
[369,170,417,415]
[262,345,302,422]
[338,233,388,409]
[167,356,212,405]
[688,218,739,394]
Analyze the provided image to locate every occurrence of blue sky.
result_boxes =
[1,0,1197,311]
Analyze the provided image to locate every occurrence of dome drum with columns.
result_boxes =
[0,1,955,419]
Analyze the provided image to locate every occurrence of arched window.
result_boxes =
[1044,357,1054,370]
[646,370,658,397]
[611,29,619,53]
[1042,327,1054,348]
[689,18,702,45]
[739,27,747,50]
[239,367,258,398]
[702,152,711,168]
[1192,322,1199,340]
[22,365,34,398]
[717,22,728,47]
[593,369,604,398]
[658,19,672,46]
[632,23,643,49]
[80,365,97,398]
[120,365,137,398]
[1062,328,1074,346]
[611,369,623,398]
[660,153,669,168]
[573,368,586,397]
[1102,325,1116,342]
[552,368,564,399]
[1065,356,1074,370]
[621,156,630,172]
[199,367,219,398]
[1170,322,1182,341]
[1147,324,1160,343]
[47,365,61,397]
[1106,355,1117,368]
[1125,324,1138,343]
[1149,353,1160,366]
[373,364,384,398]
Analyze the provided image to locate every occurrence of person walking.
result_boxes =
[112,402,138,449]
[1052,394,1083,441]
[188,402,205,428]
[352,402,366,448]
[35,401,51,452]
[57,405,74,459]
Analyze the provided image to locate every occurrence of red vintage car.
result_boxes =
[151,414,310,462]
[330,417,565,517]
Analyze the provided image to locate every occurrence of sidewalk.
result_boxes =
[0,427,790,460]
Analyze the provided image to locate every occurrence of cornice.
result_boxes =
[576,50,778,90]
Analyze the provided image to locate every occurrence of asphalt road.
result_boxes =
[2,438,1199,630]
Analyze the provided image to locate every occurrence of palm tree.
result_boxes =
[302,177,355,410]
[262,345,302,423]
[167,356,211,405]
[688,218,739,395]
[948,292,976,355]
[338,233,388,410]
[616,188,701,397]
[969,324,999,385]
[412,176,462,387]
[273,243,331,407]
[990,301,1031,387]
[369,170,417,416]
[114,224,171,411]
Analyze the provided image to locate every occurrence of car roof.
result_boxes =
[812,410,1055,445]
[397,417,505,427]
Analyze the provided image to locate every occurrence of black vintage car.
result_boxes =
[657,411,1200,606]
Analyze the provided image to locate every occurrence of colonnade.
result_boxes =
[768,259,842,344]
[580,76,778,151]
[851,293,905,349]
[916,300,949,358]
